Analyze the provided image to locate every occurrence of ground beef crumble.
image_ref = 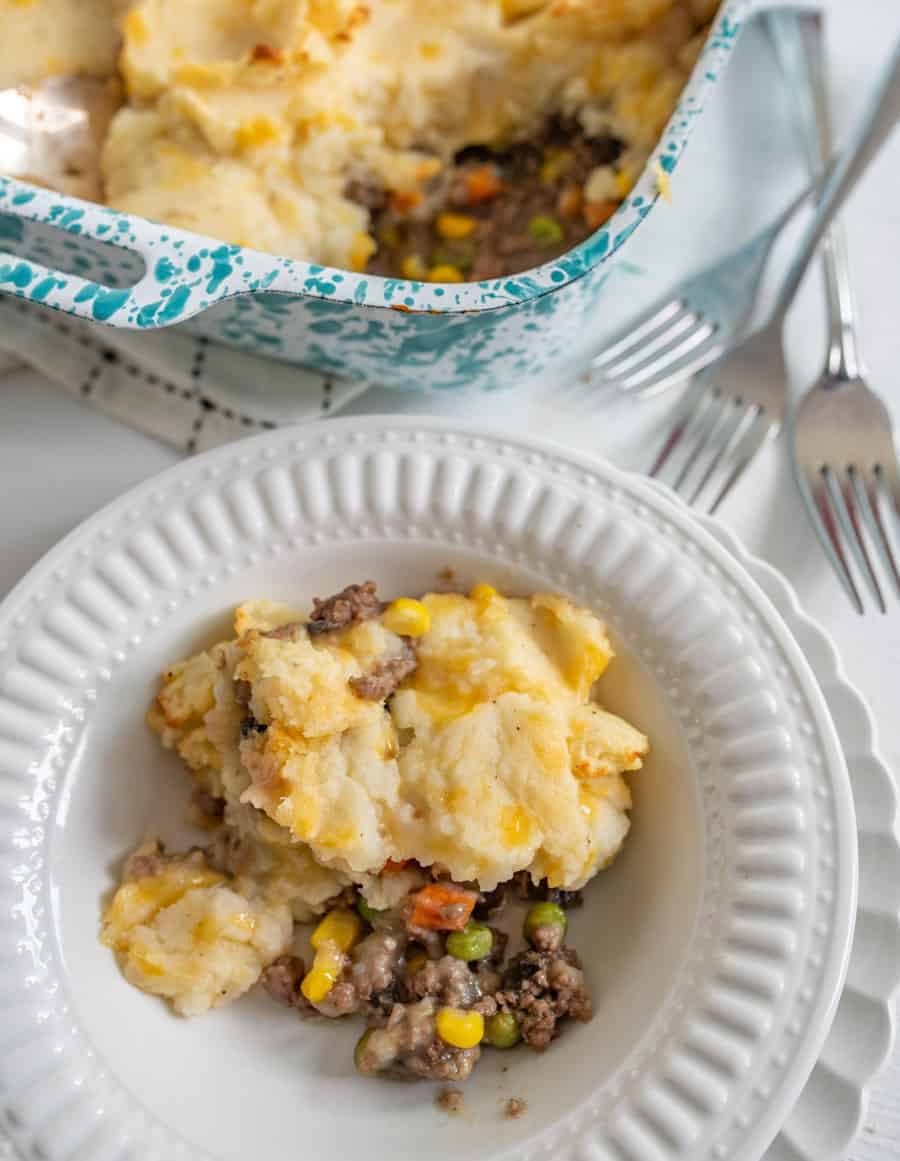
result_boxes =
[190,787,226,824]
[436,1087,465,1115]
[307,581,382,635]
[261,955,315,1013]
[350,637,418,700]
[365,118,624,281]
[496,946,592,1051]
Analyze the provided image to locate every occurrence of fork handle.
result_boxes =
[770,35,900,322]
[764,9,862,378]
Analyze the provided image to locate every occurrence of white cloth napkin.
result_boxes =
[0,295,368,452]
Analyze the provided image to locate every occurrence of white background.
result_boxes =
[1,0,899,1156]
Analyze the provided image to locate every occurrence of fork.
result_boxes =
[561,184,811,404]
[648,30,900,515]
[558,6,825,407]
[785,21,900,614]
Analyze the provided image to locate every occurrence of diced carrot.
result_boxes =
[408,883,477,931]
[583,200,618,230]
[464,165,504,204]
[389,189,423,214]
[383,858,414,873]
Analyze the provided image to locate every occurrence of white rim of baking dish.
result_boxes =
[0,2,746,327]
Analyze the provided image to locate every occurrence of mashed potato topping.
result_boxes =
[3,0,715,268]
[101,842,293,1015]
[105,583,647,1014]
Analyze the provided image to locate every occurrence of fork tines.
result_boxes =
[648,378,780,515]
[563,300,723,404]
[795,457,900,614]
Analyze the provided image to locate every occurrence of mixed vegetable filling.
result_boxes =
[359,118,627,282]
[262,873,592,1082]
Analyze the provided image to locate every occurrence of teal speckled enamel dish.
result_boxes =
[0,4,743,392]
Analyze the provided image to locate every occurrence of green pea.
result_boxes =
[445,921,493,962]
[354,1029,377,1074]
[485,1011,521,1049]
[523,901,567,946]
[357,897,384,926]
[528,214,564,246]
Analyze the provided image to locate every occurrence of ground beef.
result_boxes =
[298,928,410,1022]
[350,637,418,700]
[351,929,407,1002]
[473,964,503,996]
[316,980,361,1018]
[260,621,306,641]
[405,927,445,959]
[496,946,592,1051]
[413,955,482,1009]
[191,787,225,823]
[504,1097,528,1119]
[357,997,481,1081]
[366,981,409,1025]
[471,994,499,1018]
[344,173,388,212]
[365,119,624,281]
[307,581,382,636]
[262,955,304,1005]
[436,1087,465,1115]
[530,923,564,954]
[261,955,316,1015]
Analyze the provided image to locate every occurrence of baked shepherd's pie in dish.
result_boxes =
[2,0,717,279]
[102,582,648,1081]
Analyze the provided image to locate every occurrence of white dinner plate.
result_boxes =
[0,418,866,1161]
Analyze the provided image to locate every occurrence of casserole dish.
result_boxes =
[0,4,743,391]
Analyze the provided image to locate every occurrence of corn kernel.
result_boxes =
[427,264,464,284]
[436,213,477,240]
[311,909,362,954]
[469,583,497,603]
[301,941,344,1003]
[301,968,334,1004]
[614,168,635,199]
[401,254,427,281]
[435,1007,484,1049]
[383,598,431,637]
[349,233,377,273]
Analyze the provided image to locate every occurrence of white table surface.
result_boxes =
[1,1,899,1156]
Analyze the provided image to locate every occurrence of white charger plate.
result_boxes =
[683,504,900,1161]
[0,418,872,1161]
